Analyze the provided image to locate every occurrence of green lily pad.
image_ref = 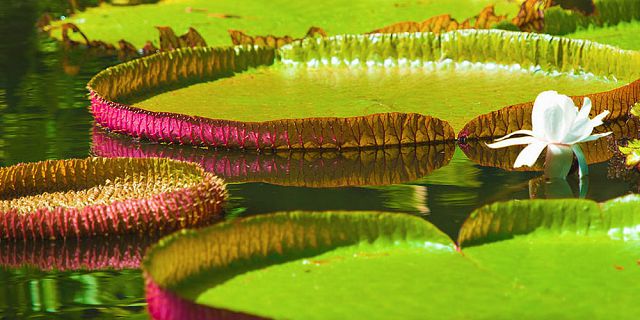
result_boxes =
[143,195,640,319]
[0,157,227,239]
[131,57,617,131]
[89,30,636,149]
[566,20,640,50]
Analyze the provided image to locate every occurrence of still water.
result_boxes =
[1,2,639,319]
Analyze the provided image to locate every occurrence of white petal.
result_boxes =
[559,95,578,128]
[486,136,539,149]
[577,131,612,143]
[514,141,548,168]
[493,129,536,142]
[587,110,610,128]
[531,91,579,142]
[562,116,591,144]
[577,97,592,120]
[542,103,566,142]
[563,109,609,144]
[532,91,559,137]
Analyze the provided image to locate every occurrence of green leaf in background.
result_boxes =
[49,0,519,47]
[566,20,640,50]
[144,195,640,319]
[48,0,640,51]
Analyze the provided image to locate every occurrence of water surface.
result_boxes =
[1,2,639,318]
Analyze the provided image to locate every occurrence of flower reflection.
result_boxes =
[529,176,589,199]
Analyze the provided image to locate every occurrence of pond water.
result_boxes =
[1,3,640,318]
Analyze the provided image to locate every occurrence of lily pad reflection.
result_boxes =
[91,127,455,187]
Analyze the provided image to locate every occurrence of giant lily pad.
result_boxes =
[0,157,226,240]
[91,126,454,187]
[143,195,640,319]
[89,30,637,150]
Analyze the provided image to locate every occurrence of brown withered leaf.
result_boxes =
[305,26,328,38]
[118,40,138,60]
[474,5,508,28]
[156,26,207,51]
[368,5,506,34]
[511,0,550,32]
[60,23,116,52]
[369,1,594,34]
[228,26,327,49]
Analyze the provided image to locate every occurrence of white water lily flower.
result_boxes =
[487,91,612,179]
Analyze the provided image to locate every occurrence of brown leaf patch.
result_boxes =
[157,26,207,51]
[60,23,116,51]
[368,5,507,34]
[228,26,327,49]
[511,0,550,32]
[57,23,207,63]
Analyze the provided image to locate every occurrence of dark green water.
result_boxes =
[1,1,640,319]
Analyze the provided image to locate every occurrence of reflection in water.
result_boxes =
[0,235,159,271]
[91,126,456,187]
[529,176,589,199]
[0,268,146,319]
[0,236,158,318]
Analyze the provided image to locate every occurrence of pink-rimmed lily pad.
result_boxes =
[88,30,639,150]
[0,157,226,240]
